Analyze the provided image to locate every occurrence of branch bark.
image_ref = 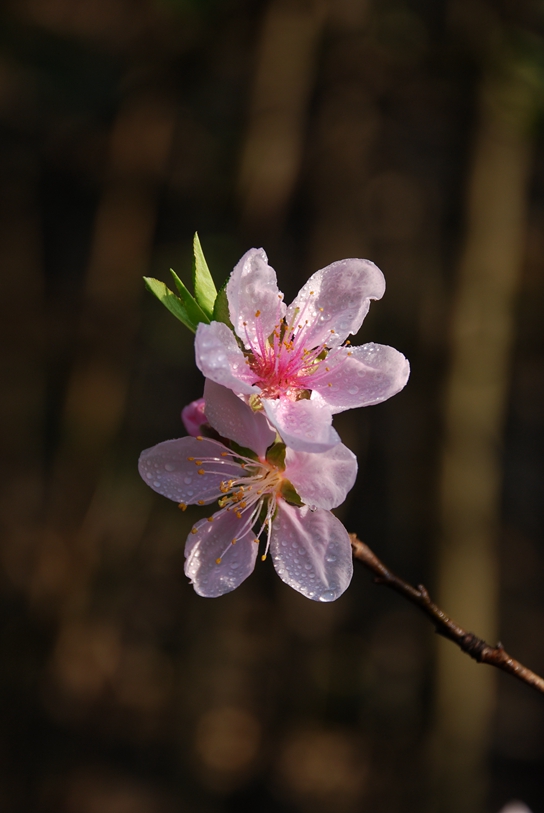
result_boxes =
[350,535,544,695]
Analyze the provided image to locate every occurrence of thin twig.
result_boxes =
[350,534,544,695]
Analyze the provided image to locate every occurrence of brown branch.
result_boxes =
[350,534,544,696]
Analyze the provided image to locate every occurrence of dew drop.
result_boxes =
[325,555,337,563]
[164,463,176,472]
[184,476,193,485]
[153,481,161,487]
[186,489,194,496]
[319,589,337,602]
[348,386,359,395]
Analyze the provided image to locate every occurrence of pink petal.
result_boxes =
[270,503,353,601]
[138,437,242,504]
[181,397,207,436]
[185,508,258,597]
[204,379,276,457]
[195,321,258,395]
[316,343,410,413]
[284,443,357,510]
[286,258,385,350]
[263,397,339,453]
[227,248,286,347]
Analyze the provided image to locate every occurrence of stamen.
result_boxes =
[179,502,187,511]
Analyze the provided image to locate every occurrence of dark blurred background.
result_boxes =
[1,0,544,811]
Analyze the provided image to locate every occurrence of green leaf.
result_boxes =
[229,441,259,461]
[279,479,303,507]
[212,280,233,328]
[143,277,208,333]
[169,269,210,324]
[192,232,217,319]
[266,442,286,471]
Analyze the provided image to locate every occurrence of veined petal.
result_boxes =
[138,437,242,504]
[316,343,410,413]
[270,504,353,602]
[284,443,357,510]
[263,397,339,453]
[286,258,385,349]
[204,379,276,457]
[195,321,258,394]
[227,248,286,346]
[185,509,258,597]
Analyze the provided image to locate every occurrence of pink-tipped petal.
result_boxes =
[227,248,286,346]
[270,504,353,601]
[263,397,339,453]
[286,258,385,350]
[284,443,357,510]
[317,342,410,413]
[181,397,207,436]
[195,321,258,394]
[204,379,276,457]
[138,437,242,504]
[185,509,258,597]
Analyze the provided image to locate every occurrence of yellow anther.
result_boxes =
[191,527,198,534]
[197,500,205,505]
[207,516,214,522]
[255,309,261,317]
[347,351,352,356]
[235,511,242,519]
[221,452,229,457]
[310,291,314,295]
[215,558,222,565]
[319,306,324,312]
[178,502,187,511]
[253,538,259,544]
[198,469,205,475]
[328,382,332,387]
[330,329,335,334]
[232,539,237,545]
[195,460,202,465]
[196,436,203,441]
[261,554,267,561]
[187,457,195,461]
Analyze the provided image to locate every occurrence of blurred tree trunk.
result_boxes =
[238,0,328,242]
[431,40,537,813]
[36,94,175,612]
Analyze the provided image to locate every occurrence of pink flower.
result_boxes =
[139,380,356,601]
[181,397,207,436]
[195,248,410,453]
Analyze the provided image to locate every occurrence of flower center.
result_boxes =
[243,307,330,400]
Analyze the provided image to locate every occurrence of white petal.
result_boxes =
[270,504,353,601]
[138,437,243,504]
[284,443,357,510]
[195,321,258,395]
[317,343,410,413]
[185,509,258,597]
[204,379,276,456]
[286,258,385,350]
[227,248,286,346]
[262,397,340,453]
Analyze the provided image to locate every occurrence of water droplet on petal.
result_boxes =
[165,463,176,471]
[184,476,193,485]
[348,386,359,395]
[319,589,337,602]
